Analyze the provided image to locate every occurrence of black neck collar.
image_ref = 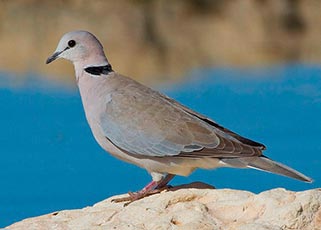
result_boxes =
[84,64,113,75]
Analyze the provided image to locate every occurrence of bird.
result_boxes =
[46,30,312,204]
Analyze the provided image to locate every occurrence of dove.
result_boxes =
[46,30,312,203]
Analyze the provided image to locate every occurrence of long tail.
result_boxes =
[221,156,312,182]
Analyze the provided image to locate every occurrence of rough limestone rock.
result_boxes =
[6,183,321,230]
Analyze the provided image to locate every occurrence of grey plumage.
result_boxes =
[46,31,312,201]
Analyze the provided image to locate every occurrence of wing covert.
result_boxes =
[98,81,263,158]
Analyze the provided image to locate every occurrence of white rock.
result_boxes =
[6,183,321,230]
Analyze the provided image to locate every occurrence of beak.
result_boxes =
[46,51,62,64]
[46,47,69,64]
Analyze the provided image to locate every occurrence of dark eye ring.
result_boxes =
[68,40,76,48]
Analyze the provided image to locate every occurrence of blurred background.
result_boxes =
[0,0,320,228]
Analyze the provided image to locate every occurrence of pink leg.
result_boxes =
[112,174,175,205]
[156,174,175,189]
[140,180,159,193]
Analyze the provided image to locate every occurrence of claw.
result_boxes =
[111,174,174,206]
[112,186,171,206]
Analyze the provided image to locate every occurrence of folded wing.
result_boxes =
[99,79,264,158]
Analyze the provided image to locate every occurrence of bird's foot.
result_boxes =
[111,185,171,206]
[111,174,174,206]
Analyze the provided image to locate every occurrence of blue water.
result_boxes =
[0,65,320,227]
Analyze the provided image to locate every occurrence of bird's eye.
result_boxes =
[68,40,76,48]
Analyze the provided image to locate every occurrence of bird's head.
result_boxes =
[46,30,108,66]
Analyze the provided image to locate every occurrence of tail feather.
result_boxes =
[221,156,312,182]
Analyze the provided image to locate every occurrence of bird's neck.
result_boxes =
[74,56,110,81]
[84,64,113,75]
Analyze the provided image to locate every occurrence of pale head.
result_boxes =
[46,30,109,67]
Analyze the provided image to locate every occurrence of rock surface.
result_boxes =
[6,184,321,230]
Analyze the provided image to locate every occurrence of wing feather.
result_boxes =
[99,79,264,158]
